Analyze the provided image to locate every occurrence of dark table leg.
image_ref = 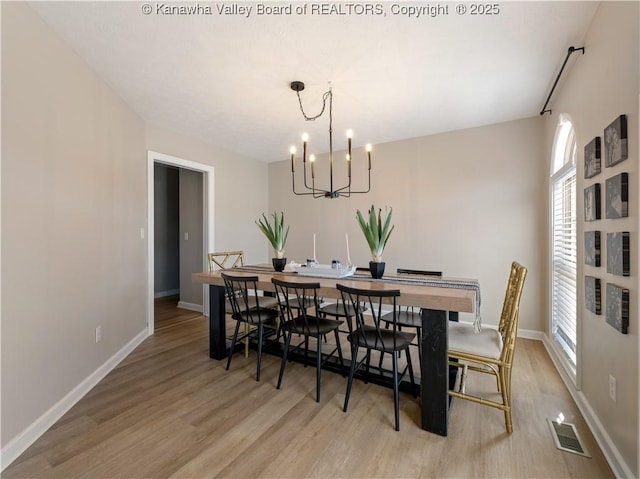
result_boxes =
[209,284,227,360]
[421,308,449,436]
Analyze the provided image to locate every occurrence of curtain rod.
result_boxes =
[540,46,585,116]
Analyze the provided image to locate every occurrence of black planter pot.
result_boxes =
[272,257,287,272]
[369,261,385,279]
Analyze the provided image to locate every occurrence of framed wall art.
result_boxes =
[606,232,630,276]
[584,137,601,179]
[585,231,601,267]
[605,172,628,219]
[605,283,629,334]
[585,276,601,315]
[604,114,628,167]
[584,183,601,221]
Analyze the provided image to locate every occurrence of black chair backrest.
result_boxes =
[271,278,322,335]
[397,268,442,277]
[336,283,402,351]
[221,273,266,321]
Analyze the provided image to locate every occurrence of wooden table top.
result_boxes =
[193,266,476,313]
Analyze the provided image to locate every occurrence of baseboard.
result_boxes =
[177,301,203,313]
[542,335,635,479]
[517,327,545,341]
[154,289,179,298]
[0,329,149,471]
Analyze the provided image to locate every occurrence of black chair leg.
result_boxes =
[365,350,372,384]
[226,321,241,371]
[392,351,400,431]
[256,322,263,382]
[334,328,345,376]
[316,335,322,402]
[343,344,358,412]
[304,336,309,367]
[277,331,292,389]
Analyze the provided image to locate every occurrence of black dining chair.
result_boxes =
[317,267,370,328]
[337,283,416,431]
[271,277,345,402]
[221,273,280,381]
[380,269,443,367]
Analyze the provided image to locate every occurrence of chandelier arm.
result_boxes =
[334,168,371,195]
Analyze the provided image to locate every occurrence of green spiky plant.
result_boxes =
[356,205,395,263]
[256,212,290,259]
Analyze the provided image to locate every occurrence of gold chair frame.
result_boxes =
[208,251,253,357]
[447,261,527,434]
[207,251,245,271]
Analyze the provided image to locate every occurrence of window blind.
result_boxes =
[551,169,577,364]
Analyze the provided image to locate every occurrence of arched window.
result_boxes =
[550,114,578,377]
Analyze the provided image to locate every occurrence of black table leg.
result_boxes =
[421,308,449,436]
[209,284,227,360]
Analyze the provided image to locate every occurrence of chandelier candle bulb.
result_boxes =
[290,146,296,172]
[366,144,372,170]
[346,233,351,265]
[347,154,351,177]
[310,154,315,178]
[347,129,353,158]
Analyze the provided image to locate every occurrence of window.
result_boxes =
[550,115,578,376]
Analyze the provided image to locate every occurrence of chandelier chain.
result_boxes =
[296,89,332,122]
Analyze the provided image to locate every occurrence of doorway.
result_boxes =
[147,151,215,336]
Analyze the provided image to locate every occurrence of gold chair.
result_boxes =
[447,261,527,433]
[207,250,246,271]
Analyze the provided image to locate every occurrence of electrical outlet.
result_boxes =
[95,325,102,343]
[609,374,616,402]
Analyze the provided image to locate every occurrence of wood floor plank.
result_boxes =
[3,305,615,479]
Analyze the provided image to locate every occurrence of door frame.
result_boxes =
[147,150,215,335]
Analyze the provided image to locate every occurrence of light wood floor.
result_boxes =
[4,303,614,478]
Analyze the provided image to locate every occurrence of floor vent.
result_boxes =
[548,419,591,458]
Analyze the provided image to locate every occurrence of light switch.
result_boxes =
[184,232,189,241]
[140,227,145,239]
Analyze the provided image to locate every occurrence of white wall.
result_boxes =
[1,1,147,448]
[542,2,638,476]
[269,116,546,333]
[1,2,271,465]
[145,124,270,265]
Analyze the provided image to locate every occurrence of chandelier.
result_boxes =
[289,81,372,198]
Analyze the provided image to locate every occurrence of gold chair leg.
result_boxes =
[499,367,512,434]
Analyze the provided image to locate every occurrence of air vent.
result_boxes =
[548,419,591,458]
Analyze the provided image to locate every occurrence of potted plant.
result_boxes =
[256,212,290,272]
[356,205,394,279]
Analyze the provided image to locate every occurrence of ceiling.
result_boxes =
[30,1,598,163]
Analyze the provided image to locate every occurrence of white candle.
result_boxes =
[345,233,351,265]
[313,233,316,261]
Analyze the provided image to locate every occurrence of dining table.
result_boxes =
[192,265,478,436]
